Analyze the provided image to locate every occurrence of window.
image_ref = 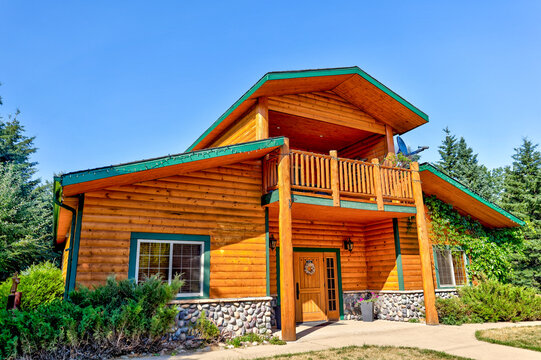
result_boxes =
[129,233,210,298]
[434,248,467,287]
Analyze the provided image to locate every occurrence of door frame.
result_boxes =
[275,247,344,320]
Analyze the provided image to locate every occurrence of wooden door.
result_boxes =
[294,252,327,322]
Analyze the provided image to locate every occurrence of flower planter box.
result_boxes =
[361,302,374,322]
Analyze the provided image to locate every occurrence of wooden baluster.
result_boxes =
[300,154,305,186]
[360,164,366,194]
[330,150,340,206]
[371,159,384,211]
[310,155,315,188]
[325,158,330,189]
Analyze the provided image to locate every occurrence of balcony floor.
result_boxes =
[263,191,416,223]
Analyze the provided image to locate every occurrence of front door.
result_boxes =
[294,251,340,322]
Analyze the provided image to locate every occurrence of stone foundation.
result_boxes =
[169,297,274,341]
[343,290,458,322]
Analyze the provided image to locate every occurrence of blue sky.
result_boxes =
[1,1,540,182]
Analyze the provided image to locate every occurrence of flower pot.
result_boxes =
[360,302,374,322]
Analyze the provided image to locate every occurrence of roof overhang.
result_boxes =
[53,137,286,244]
[419,163,524,228]
[188,67,429,151]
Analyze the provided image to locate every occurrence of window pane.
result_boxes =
[452,251,467,285]
[436,249,454,286]
[138,242,170,283]
[172,243,203,294]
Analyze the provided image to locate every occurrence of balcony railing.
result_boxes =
[263,149,415,208]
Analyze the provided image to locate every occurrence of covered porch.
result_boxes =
[265,139,438,341]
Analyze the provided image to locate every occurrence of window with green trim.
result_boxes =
[434,248,467,287]
[135,238,206,297]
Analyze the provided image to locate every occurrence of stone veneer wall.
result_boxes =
[169,297,274,341]
[343,290,458,321]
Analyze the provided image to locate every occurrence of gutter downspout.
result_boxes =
[53,189,77,300]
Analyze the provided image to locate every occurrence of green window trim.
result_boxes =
[392,219,405,291]
[275,247,345,320]
[432,245,469,290]
[128,232,210,300]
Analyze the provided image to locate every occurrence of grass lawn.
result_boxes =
[254,345,471,360]
[475,325,541,352]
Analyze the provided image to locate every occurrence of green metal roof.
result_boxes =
[56,137,285,187]
[419,163,525,226]
[187,66,429,152]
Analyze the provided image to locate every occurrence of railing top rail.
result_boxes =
[290,149,332,158]
[379,164,412,172]
[336,157,374,166]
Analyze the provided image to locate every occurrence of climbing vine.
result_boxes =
[424,195,523,282]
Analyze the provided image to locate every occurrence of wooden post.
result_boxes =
[410,162,439,325]
[330,150,340,207]
[371,158,384,211]
[385,125,395,154]
[256,97,269,140]
[278,138,296,340]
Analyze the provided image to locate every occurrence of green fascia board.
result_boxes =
[419,163,525,226]
[186,66,429,151]
[58,137,285,187]
[262,192,416,214]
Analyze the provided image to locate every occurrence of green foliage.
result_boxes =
[408,318,420,323]
[193,310,220,342]
[268,336,286,345]
[0,261,63,311]
[0,275,182,360]
[425,195,522,282]
[500,139,541,291]
[0,100,57,281]
[436,280,541,325]
[226,333,286,348]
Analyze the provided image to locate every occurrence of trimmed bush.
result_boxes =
[0,275,182,360]
[436,280,541,325]
[0,261,63,311]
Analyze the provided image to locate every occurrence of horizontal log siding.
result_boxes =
[75,161,266,298]
[208,107,257,148]
[364,220,399,290]
[397,217,423,290]
[339,134,387,161]
[268,219,366,295]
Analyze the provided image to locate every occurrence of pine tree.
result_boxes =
[501,139,541,290]
[437,127,458,173]
[0,98,56,280]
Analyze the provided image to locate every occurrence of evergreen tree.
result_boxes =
[437,127,458,173]
[0,96,56,280]
[501,139,541,290]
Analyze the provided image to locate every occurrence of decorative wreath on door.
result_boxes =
[304,260,316,275]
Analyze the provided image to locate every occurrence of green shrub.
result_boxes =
[436,280,541,325]
[0,275,183,360]
[0,261,63,311]
[193,310,220,342]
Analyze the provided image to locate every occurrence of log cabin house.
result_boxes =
[53,67,523,340]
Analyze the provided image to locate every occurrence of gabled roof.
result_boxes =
[419,163,524,228]
[188,66,429,151]
[53,137,286,243]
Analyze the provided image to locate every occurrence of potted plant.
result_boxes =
[358,292,378,322]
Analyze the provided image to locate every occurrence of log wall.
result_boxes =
[74,161,267,298]
[208,107,257,148]
[364,220,399,290]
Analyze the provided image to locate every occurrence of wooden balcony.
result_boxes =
[263,149,415,209]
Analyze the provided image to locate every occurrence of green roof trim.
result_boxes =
[186,66,429,151]
[57,137,285,187]
[419,163,525,226]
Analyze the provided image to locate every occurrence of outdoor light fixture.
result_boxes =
[269,234,277,251]
[344,238,353,252]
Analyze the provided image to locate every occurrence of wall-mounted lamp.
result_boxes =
[269,234,277,251]
[344,238,353,252]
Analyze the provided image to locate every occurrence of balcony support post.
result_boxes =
[371,158,384,211]
[256,97,269,140]
[410,162,439,325]
[330,150,340,206]
[278,138,296,340]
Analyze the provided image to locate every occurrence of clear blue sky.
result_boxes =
[1,1,540,182]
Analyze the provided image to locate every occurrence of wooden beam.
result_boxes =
[371,158,384,211]
[256,97,269,140]
[385,125,395,154]
[278,138,296,341]
[410,162,439,325]
[330,150,340,206]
